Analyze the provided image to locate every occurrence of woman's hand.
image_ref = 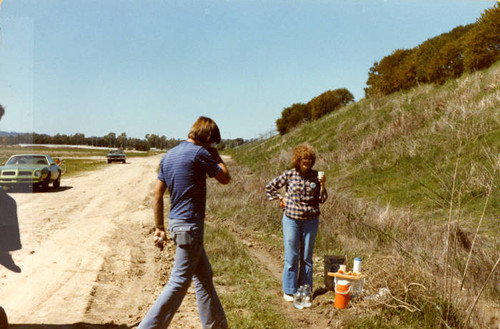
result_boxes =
[318,175,328,203]
[279,196,287,211]
[319,174,326,186]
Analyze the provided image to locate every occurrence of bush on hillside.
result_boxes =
[309,88,355,120]
[365,3,499,97]
[365,49,416,97]
[276,103,311,135]
[229,61,500,328]
[415,25,473,85]
[463,4,500,71]
[276,88,354,135]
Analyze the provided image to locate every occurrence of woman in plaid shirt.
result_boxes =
[265,144,328,304]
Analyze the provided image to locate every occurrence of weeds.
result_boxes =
[460,153,498,291]
[204,224,294,329]
[220,62,499,328]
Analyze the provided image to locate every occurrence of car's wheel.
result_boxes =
[53,172,61,188]
[41,174,50,190]
[122,159,126,163]
[107,159,111,164]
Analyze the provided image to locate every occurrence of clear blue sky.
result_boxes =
[0,0,496,140]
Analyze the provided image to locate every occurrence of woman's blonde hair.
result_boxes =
[292,144,316,171]
[188,116,221,144]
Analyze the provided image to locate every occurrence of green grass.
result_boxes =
[345,298,464,329]
[231,61,500,229]
[62,159,108,177]
[204,224,294,329]
[221,61,500,328]
[0,146,161,177]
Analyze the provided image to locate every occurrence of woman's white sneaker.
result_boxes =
[283,293,294,302]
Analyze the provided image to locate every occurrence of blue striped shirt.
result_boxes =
[158,141,221,220]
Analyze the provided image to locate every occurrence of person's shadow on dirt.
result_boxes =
[0,188,22,273]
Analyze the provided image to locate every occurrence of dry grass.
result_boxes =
[209,160,499,327]
[221,62,499,328]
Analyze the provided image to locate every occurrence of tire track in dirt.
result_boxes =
[212,218,336,328]
[206,156,337,328]
[2,153,334,328]
[0,155,204,326]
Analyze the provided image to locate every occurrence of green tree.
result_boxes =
[133,139,150,151]
[309,88,354,120]
[418,25,472,85]
[146,134,162,149]
[71,133,86,145]
[160,135,167,150]
[415,36,448,84]
[117,132,128,148]
[0,105,5,146]
[365,23,478,97]
[464,3,500,71]
[365,49,415,97]
[393,51,417,91]
[276,103,311,135]
[104,132,117,147]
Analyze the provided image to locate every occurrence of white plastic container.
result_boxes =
[351,257,364,299]
[353,257,362,273]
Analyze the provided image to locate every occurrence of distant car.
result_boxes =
[0,154,62,189]
[107,149,126,164]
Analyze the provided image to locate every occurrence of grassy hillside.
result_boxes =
[209,62,499,328]
[232,62,499,229]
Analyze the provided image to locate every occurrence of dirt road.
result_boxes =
[0,154,200,328]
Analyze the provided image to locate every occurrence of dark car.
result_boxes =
[107,149,126,164]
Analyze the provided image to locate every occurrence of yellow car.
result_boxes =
[0,154,62,189]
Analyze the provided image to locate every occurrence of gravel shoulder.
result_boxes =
[0,154,199,327]
[1,154,334,328]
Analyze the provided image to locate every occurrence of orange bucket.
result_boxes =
[334,280,351,309]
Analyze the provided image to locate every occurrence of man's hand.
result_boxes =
[153,228,167,251]
[153,180,168,250]
[205,146,231,185]
[205,146,223,164]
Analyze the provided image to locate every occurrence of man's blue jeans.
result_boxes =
[282,214,319,295]
[138,227,227,329]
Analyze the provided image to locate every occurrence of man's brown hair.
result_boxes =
[188,116,221,144]
[292,144,316,171]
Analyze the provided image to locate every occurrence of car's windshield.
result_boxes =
[6,155,48,166]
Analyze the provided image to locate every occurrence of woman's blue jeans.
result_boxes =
[282,214,319,295]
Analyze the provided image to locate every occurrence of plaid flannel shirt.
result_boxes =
[265,169,327,220]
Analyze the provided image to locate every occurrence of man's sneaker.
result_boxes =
[283,293,294,302]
